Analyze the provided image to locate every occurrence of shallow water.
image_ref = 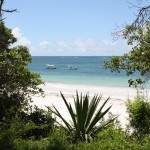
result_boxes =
[29,56,138,87]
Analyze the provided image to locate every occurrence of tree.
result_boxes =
[113,1,150,39]
[0,22,43,121]
[0,0,17,20]
[104,1,150,88]
[0,0,44,121]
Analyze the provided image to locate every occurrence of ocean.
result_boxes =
[28,56,138,87]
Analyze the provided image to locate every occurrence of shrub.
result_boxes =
[1,119,149,150]
[14,128,72,150]
[0,105,55,143]
[127,92,150,139]
[74,127,147,150]
[14,138,49,150]
[0,129,15,150]
[46,128,72,150]
[18,105,55,139]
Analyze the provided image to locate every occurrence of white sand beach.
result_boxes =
[32,82,150,128]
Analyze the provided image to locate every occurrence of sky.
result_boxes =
[3,0,149,56]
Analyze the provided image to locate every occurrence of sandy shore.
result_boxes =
[32,82,150,128]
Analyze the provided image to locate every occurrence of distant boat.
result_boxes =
[68,65,77,70]
[46,64,57,69]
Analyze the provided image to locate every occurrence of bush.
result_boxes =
[71,127,150,150]
[1,120,149,150]
[127,93,150,139]
[0,105,55,144]
[19,105,55,139]
[0,129,15,150]
[14,138,49,150]
[13,128,72,150]
[46,128,72,150]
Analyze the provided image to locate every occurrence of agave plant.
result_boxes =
[52,92,117,142]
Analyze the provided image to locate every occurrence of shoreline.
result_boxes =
[32,82,150,128]
[39,82,143,100]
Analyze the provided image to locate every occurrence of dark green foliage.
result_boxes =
[104,23,150,88]
[46,128,72,150]
[46,126,150,150]
[127,93,150,139]
[20,106,55,139]
[0,127,70,150]
[14,138,49,150]
[0,106,55,149]
[52,92,116,143]
[0,129,15,150]
[0,21,16,49]
[10,107,54,140]
[75,127,149,150]
[0,22,43,121]
[96,127,137,150]
[1,121,150,150]
[140,135,150,150]
[20,106,54,126]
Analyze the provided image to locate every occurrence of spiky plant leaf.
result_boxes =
[52,91,117,142]
[60,92,77,129]
[52,105,72,132]
[85,94,102,129]
[86,105,112,133]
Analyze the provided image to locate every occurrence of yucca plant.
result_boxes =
[51,91,117,142]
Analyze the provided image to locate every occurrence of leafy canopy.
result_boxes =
[104,23,150,88]
[0,21,43,121]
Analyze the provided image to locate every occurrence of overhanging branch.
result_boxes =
[0,0,17,20]
[132,5,150,28]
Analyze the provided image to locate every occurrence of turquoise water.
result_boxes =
[28,56,138,87]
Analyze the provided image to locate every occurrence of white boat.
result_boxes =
[68,65,77,70]
[46,64,57,69]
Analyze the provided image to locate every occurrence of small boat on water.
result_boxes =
[68,65,77,70]
[46,64,57,69]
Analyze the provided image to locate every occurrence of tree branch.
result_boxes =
[2,8,17,13]
[132,5,150,28]
[112,3,150,40]
[0,0,17,20]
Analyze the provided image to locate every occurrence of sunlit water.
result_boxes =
[28,56,139,87]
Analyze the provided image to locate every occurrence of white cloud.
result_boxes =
[12,27,31,46]
[58,41,69,49]
[74,38,94,48]
[100,40,116,46]
[97,39,132,56]
[86,39,95,47]
[39,41,50,49]
[12,27,22,38]
[50,38,131,56]
[11,27,132,56]
[74,39,85,47]
[71,38,95,53]
[58,39,90,54]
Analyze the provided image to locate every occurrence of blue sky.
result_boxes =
[3,0,148,56]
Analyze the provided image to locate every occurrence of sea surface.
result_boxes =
[28,56,138,87]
